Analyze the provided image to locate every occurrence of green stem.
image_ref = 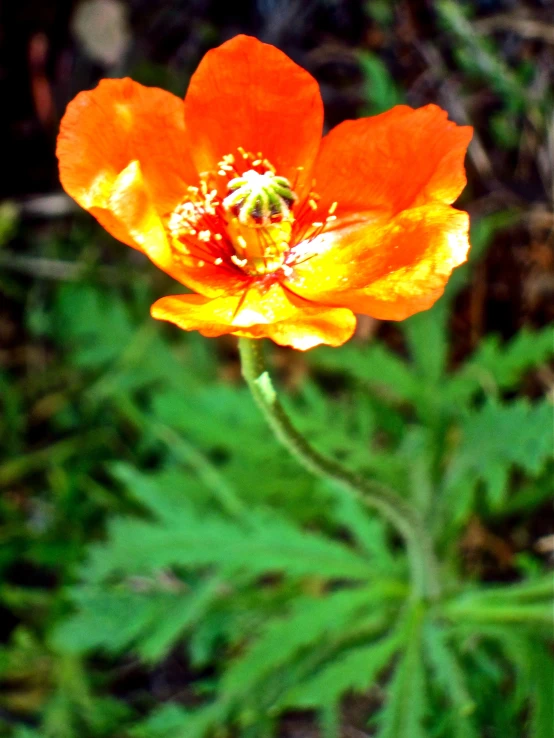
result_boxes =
[238,337,441,601]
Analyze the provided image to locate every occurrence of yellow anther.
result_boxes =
[231,255,248,268]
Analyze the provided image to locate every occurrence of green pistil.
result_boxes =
[223,170,297,226]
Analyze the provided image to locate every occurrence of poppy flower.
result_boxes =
[57,35,472,351]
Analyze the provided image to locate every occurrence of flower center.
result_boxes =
[221,167,297,275]
[167,148,335,279]
[223,170,297,227]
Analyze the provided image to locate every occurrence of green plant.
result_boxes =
[39,210,553,737]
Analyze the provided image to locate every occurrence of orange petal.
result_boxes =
[57,77,196,228]
[184,35,323,196]
[104,159,173,270]
[259,311,355,350]
[312,105,472,217]
[57,79,249,298]
[287,204,470,321]
[60,156,238,300]
[150,282,355,350]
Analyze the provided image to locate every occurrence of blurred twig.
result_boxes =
[0,253,126,283]
[475,14,554,44]
[17,193,77,218]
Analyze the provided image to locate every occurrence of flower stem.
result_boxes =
[238,337,441,601]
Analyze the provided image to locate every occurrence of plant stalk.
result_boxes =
[238,337,441,601]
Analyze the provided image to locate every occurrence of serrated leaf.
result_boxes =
[445,399,553,509]
[109,462,219,521]
[220,583,400,702]
[375,607,427,738]
[448,328,554,404]
[450,624,554,738]
[54,283,134,369]
[54,588,191,655]
[423,622,478,738]
[329,489,401,572]
[283,631,401,710]
[83,503,377,584]
[138,577,224,662]
[311,341,420,404]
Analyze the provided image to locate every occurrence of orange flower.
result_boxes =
[57,35,472,350]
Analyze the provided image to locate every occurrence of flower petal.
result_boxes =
[311,105,472,217]
[57,80,249,298]
[106,159,173,270]
[184,35,323,196]
[150,282,356,350]
[260,311,355,350]
[57,77,196,227]
[287,204,470,321]
[60,155,234,298]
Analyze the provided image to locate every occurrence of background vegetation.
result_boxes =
[1,1,553,736]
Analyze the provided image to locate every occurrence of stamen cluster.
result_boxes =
[167,147,338,278]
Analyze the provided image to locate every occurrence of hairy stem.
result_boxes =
[239,337,441,601]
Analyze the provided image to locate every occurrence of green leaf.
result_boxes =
[450,624,554,738]
[461,576,554,604]
[423,622,478,738]
[445,399,553,509]
[82,504,377,583]
[54,588,199,657]
[130,702,224,738]
[359,51,403,114]
[129,705,191,738]
[376,607,427,738]
[54,284,134,369]
[402,302,448,385]
[311,341,420,405]
[219,583,400,703]
[443,596,553,629]
[283,630,401,710]
[448,327,554,403]
[330,490,401,573]
[528,644,554,738]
